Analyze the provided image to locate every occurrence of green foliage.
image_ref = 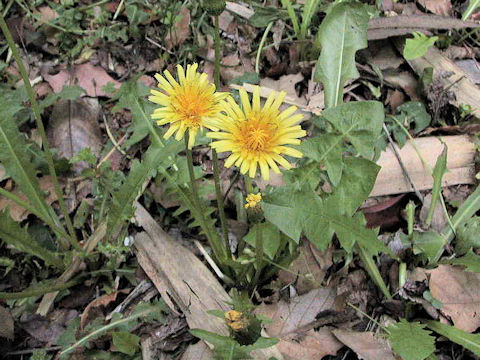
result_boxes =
[59,300,167,358]
[426,320,480,356]
[112,331,140,355]
[462,0,480,20]
[387,319,435,360]
[403,32,438,60]
[0,114,53,223]
[243,222,281,260]
[412,231,446,263]
[443,249,480,272]
[190,329,278,360]
[426,147,447,227]
[455,216,480,254]
[0,210,63,269]
[314,2,371,107]
[388,102,431,147]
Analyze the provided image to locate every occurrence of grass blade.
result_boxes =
[425,145,447,227]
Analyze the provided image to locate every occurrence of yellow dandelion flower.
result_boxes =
[207,86,306,180]
[245,193,262,209]
[225,310,248,331]
[149,63,229,149]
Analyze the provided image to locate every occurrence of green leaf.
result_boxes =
[112,331,140,355]
[249,6,286,28]
[403,32,438,60]
[412,230,446,263]
[387,319,435,360]
[40,85,85,109]
[396,102,431,134]
[462,0,480,20]
[456,216,480,254]
[243,222,281,259]
[425,320,480,355]
[0,116,52,221]
[262,202,302,242]
[314,2,370,107]
[112,76,163,148]
[0,210,63,268]
[443,249,480,272]
[190,329,278,360]
[426,146,447,227]
[322,101,385,158]
[299,134,344,186]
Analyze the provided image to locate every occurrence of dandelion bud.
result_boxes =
[202,0,226,16]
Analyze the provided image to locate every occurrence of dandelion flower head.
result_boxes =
[208,86,306,180]
[244,193,262,209]
[149,63,229,148]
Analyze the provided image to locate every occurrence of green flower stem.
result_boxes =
[0,187,72,249]
[0,14,80,251]
[244,175,254,194]
[255,22,273,74]
[212,15,231,258]
[0,276,83,300]
[251,223,264,286]
[184,137,226,266]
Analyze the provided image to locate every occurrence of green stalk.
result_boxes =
[213,15,231,258]
[244,175,254,194]
[255,22,273,74]
[184,137,226,265]
[0,14,80,250]
[0,277,83,300]
[356,243,392,299]
[251,224,264,286]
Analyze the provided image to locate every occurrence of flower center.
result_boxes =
[173,85,213,127]
[239,113,276,152]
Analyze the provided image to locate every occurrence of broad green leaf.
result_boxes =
[403,32,438,60]
[243,222,281,259]
[456,216,480,254]
[0,210,63,268]
[262,202,302,242]
[314,2,370,108]
[463,0,480,20]
[326,157,380,215]
[249,6,287,28]
[0,116,52,221]
[387,319,435,360]
[299,134,344,186]
[444,249,480,272]
[426,320,480,355]
[322,101,385,158]
[425,146,447,227]
[396,102,431,134]
[112,331,140,355]
[412,230,446,263]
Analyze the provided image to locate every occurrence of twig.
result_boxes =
[113,0,125,20]
[145,36,175,55]
[194,240,233,284]
[6,346,62,356]
[382,124,424,202]
[103,114,127,156]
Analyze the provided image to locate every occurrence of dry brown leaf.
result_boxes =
[277,242,333,295]
[384,71,420,100]
[456,60,480,84]
[0,176,59,221]
[332,330,395,360]
[181,341,214,360]
[260,74,306,106]
[43,63,121,97]
[428,265,480,332]
[276,328,343,360]
[255,288,338,359]
[80,289,130,329]
[0,306,14,340]
[418,0,452,16]
[419,193,447,231]
[21,309,77,345]
[166,6,191,49]
[47,98,102,175]
[257,288,336,337]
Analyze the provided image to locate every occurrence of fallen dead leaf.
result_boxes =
[43,63,121,97]
[256,288,339,359]
[332,329,395,360]
[257,287,336,336]
[419,193,447,232]
[276,328,343,360]
[428,265,480,332]
[21,309,77,345]
[0,306,14,340]
[418,0,452,16]
[384,70,420,100]
[47,98,102,175]
[260,73,306,106]
[181,341,214,360]
[80,289,130,329]
[166,6,191,49]
[277,242,333,295]
[456,59,480,84]
[0,176,59,222]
